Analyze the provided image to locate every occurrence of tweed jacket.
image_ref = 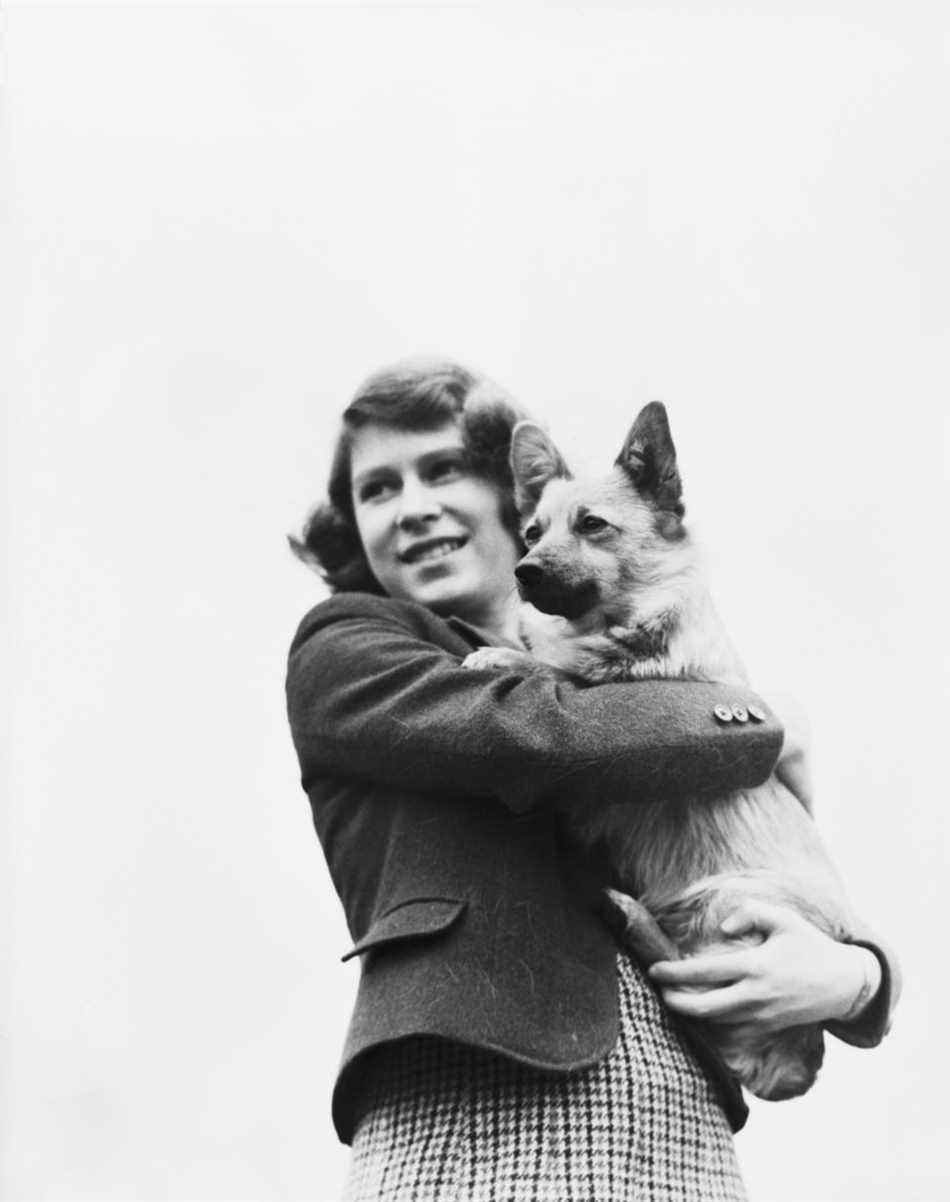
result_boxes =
[286,592,898,1144]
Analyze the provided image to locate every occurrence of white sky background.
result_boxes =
[3,2,948,1199]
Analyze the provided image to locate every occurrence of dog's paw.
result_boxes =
[461,647,536,673]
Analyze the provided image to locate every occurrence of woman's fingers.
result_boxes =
[719,898,797,939]
[659,981,759,1022]
[774,752,814,813]
[767,689,815,812]
[648,950,750,987]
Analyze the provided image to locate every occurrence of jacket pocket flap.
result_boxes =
[341,898,467,962]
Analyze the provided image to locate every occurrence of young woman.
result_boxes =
[286,359,898,1201]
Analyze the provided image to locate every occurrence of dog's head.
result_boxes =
[509,402,690,625]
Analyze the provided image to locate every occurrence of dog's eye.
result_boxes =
[579,514,609,534]
[522,523,541,546]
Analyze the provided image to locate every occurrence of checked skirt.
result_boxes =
[342,953,747,1201]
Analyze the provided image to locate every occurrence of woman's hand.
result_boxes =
[765,690,814,812]
[648,900,882,1033]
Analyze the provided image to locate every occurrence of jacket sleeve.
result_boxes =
[286,594,784,814]
[825,927,902,1049]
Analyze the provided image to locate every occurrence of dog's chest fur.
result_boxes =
[521,577,746,688]
[521,567,846,921]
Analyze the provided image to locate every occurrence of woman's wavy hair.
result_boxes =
[289,358,529,594]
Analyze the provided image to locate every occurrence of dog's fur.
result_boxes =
[465,403,856,1101]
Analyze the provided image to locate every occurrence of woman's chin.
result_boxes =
[409,577,470,616]
[403,567,490,622]
[387,546,518,629]
[390,561,460,607]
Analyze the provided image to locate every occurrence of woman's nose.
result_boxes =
[395,477,441,530]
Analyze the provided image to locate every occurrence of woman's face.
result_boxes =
[349,421,521,629]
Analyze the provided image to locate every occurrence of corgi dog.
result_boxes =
[463,402,856,1101]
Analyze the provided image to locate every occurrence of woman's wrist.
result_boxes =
[832,943,883,1023]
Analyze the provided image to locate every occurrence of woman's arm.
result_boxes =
[286,593,784,814]
[648,901,901,1047]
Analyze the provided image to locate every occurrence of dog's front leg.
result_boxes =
[460,646,545,674]
[461,646,582,684]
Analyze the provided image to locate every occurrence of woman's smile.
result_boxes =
[398,535,469,565]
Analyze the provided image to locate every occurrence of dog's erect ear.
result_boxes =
[616,402,685,521]
[510,422,571,514]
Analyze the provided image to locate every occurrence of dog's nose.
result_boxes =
[514,562,545,588]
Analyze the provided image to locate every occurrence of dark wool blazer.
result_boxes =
[286,592,899,1144]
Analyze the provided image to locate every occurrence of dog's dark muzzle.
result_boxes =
[515,562,599,620]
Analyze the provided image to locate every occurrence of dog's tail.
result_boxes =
[600,887,681,965]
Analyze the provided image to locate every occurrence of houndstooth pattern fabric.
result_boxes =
[342,953,747,1201]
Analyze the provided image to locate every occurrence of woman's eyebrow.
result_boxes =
[351,445,466,491]
[351,464,393,491]
[417,447,467,468]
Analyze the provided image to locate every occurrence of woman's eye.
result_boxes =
[523,523,541,545]
[579,515,609,534]
[427,457,464,482]
[358,478,394,503]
